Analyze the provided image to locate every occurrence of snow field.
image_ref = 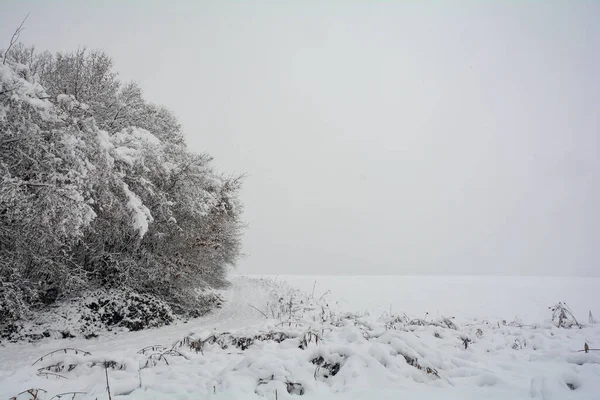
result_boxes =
[1,276,599,399]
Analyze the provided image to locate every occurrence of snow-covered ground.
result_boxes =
[1,275,599,399]
[269,275,600,322]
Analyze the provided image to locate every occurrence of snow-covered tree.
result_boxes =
[0,44,243,327]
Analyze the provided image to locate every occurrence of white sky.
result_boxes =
[2,1,599,276]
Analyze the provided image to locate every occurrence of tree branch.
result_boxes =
[2,13,30,65]
[20,181,53,187]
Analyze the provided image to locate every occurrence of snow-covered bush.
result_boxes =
[0,43,243,332]
[2,289,176,341]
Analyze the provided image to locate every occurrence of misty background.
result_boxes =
[1,1,598,276]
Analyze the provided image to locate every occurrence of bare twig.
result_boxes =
[0,83,24,96]
[20,181,54,187]
[248,304,268,319]
[3,13,30,65]
[48,392,86,400]
[275,320,305,328]
[11,388,47,400]
[0,136,30,146]
[37,371,68,380]
[137,345,166,355]
[161,349,189,359]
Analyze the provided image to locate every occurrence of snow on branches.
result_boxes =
[0,44,243,329]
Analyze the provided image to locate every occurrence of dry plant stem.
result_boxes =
[248,304,268,319]
[32,348,91,365]
[105,362,112,400]
[318,290,331,300]
[48,392,87,400]
[37,372,68,380]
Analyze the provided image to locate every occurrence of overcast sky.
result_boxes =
[2,1,599,276]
